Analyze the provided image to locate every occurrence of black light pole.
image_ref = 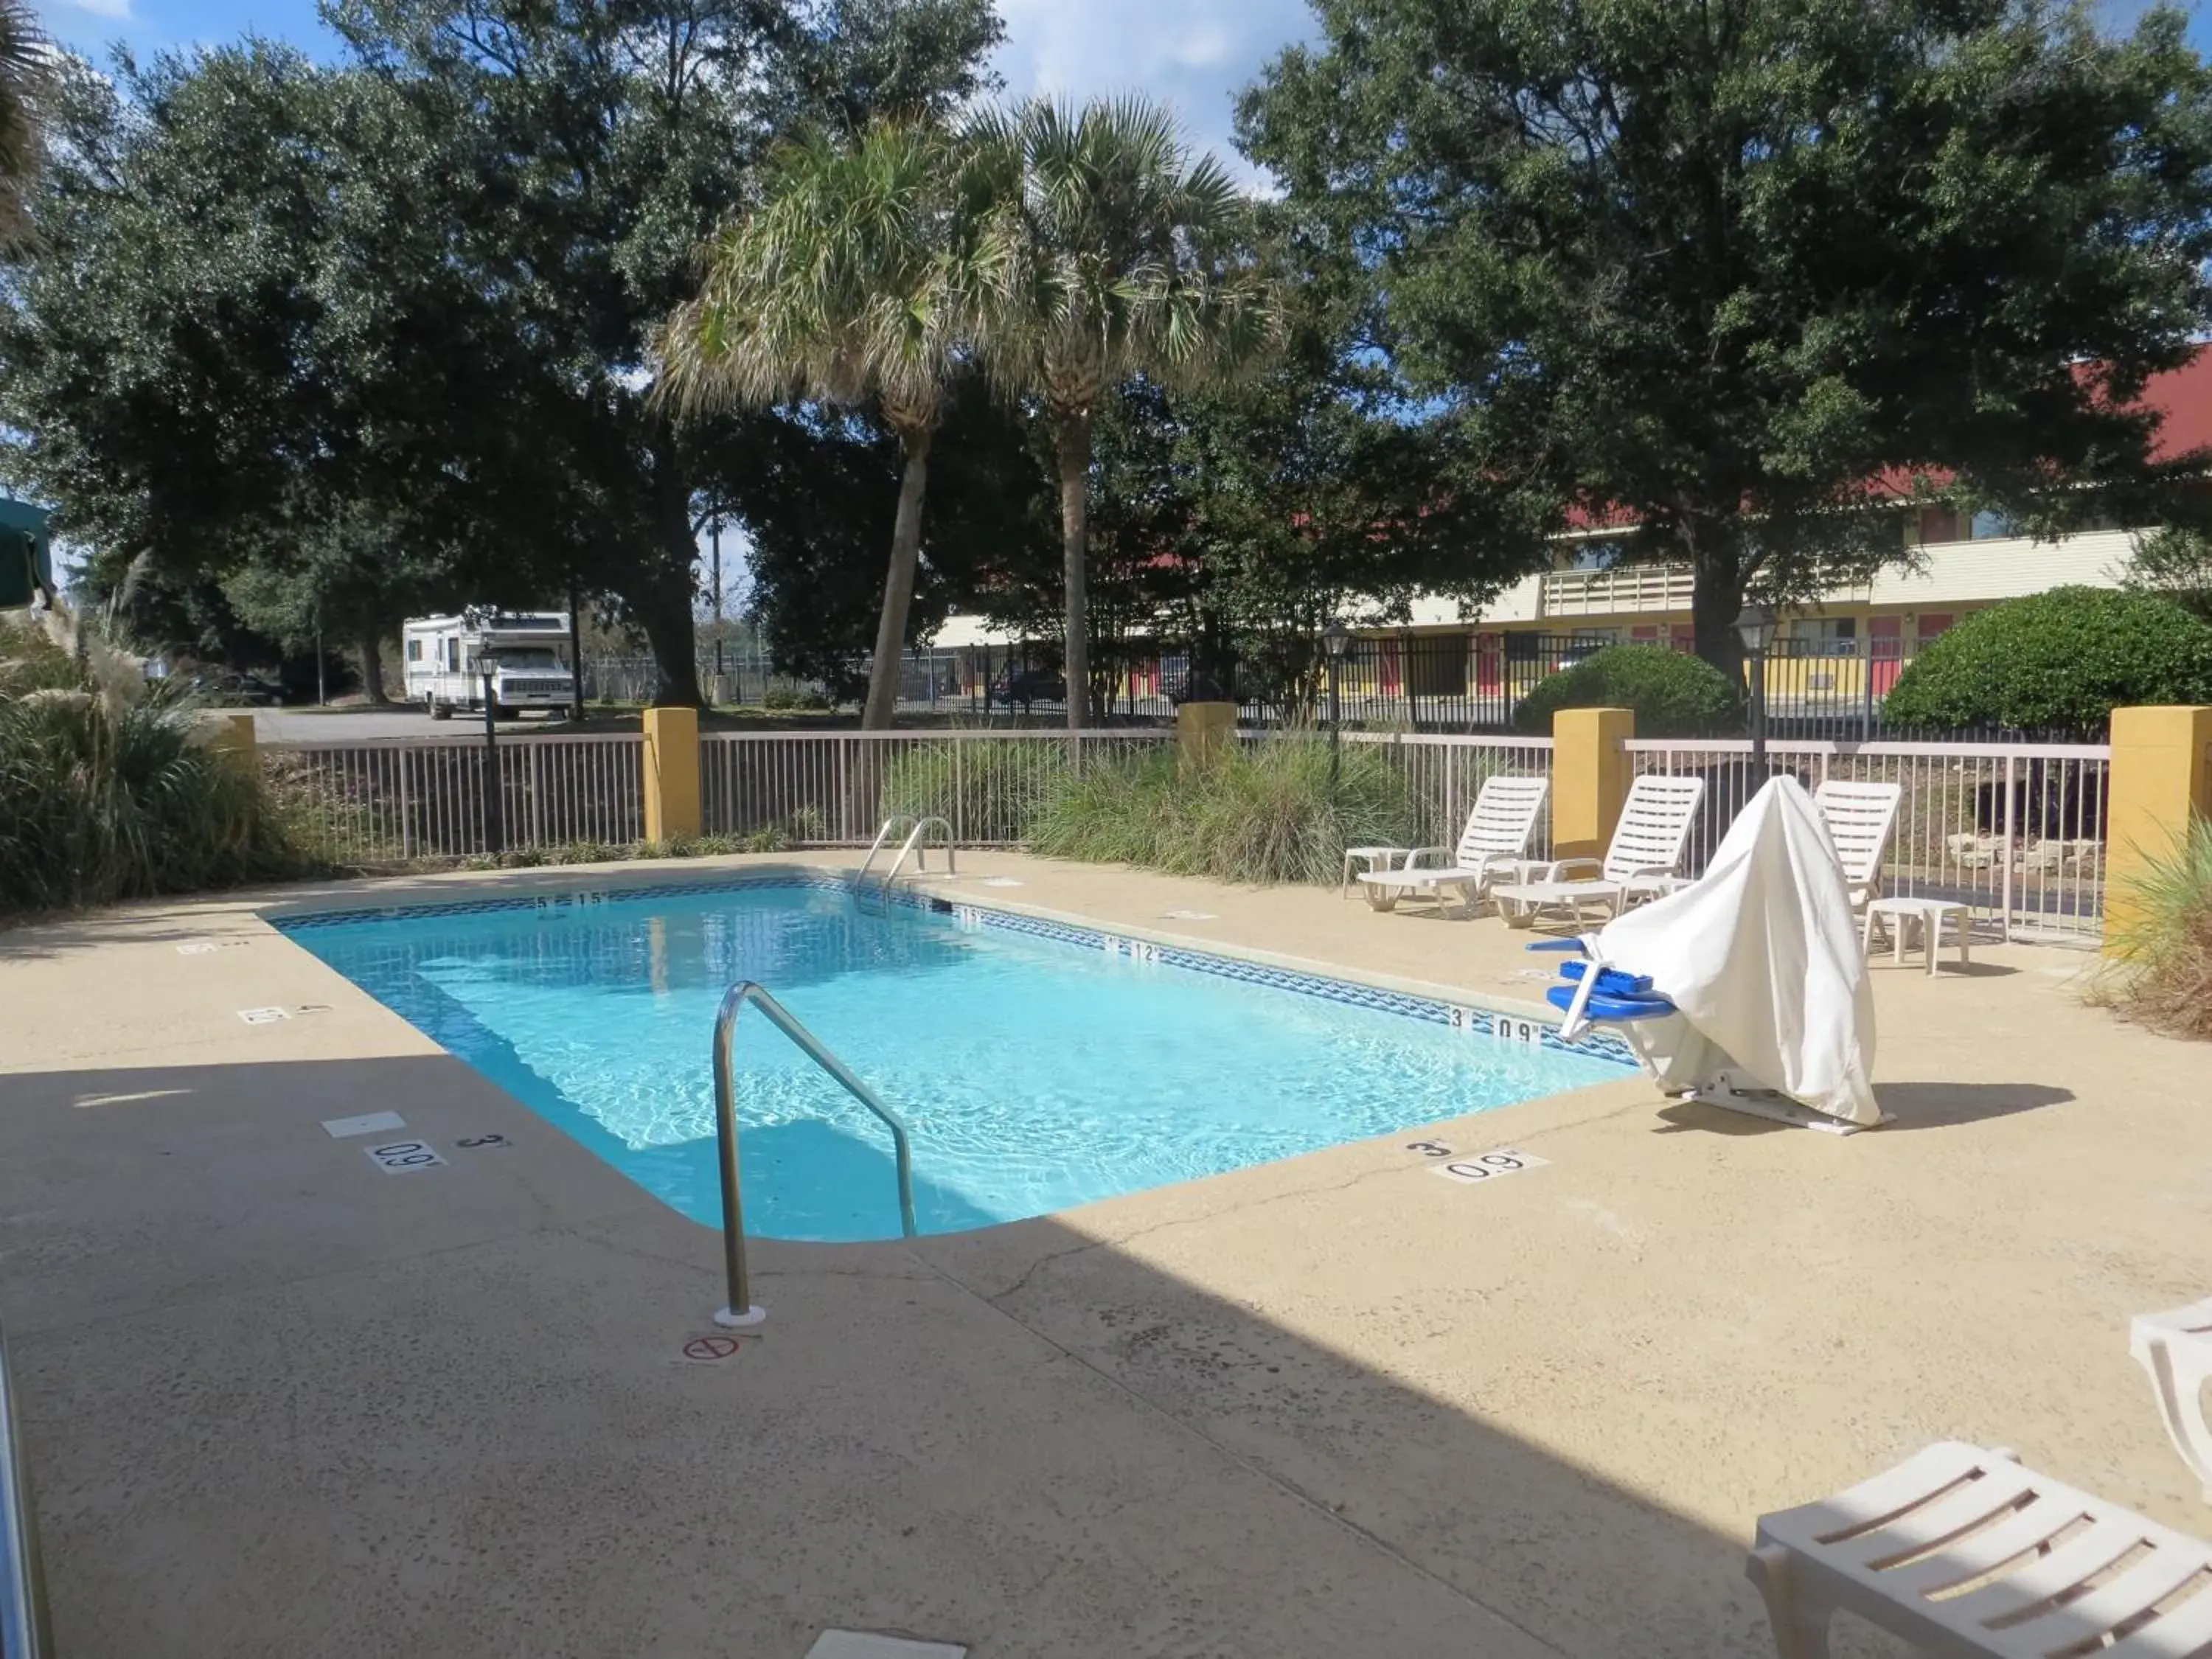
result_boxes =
[709,507,724,698]
[480,665,504,854]
[1323,619,1352,786]
[1736,602,1778,776]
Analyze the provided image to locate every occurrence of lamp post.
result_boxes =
[1322,619,1352,785]
[1736,602,1778,774]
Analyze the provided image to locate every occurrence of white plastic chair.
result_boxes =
[1490,773,1707,929]
[1812,779,1903,917]
[1357,774,1551,917]
[1750,1440,2212,1659]
[2132,1298,2212,1503]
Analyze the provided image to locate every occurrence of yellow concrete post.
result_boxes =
[2104,705,2212,953]
[642,706,702,844]
[1550,706,1635,865]
[1176,701,1238,770]
[205,712,257,772]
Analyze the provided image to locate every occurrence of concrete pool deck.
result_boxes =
[2,850,2208,1658]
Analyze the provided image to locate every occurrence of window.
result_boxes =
[444,639,460,671]
[1969,509,2017,540]
[1791,616,1859,657]
[405,639,422,661]
[1918,507,1964,543]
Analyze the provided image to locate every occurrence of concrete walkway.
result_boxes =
[2,852,2208,1658]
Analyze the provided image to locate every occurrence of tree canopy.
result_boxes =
[1241,0,2212,669]
[1,0,1003,700]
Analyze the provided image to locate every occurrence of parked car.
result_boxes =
[181,669,286,706]
[990,667,1066,711]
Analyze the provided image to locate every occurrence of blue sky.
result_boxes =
[36,0,2206,189]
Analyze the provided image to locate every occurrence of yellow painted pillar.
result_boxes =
[2104,704,2212,953]
[206,712,257,771]
[1551,706,1635,865]
[642,705,702,844]
[1176,701,1237,770]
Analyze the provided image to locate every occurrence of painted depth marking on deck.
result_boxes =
[364,1139,446,1174]
[1430,1149,1548,1186]
[804,1633,967,1659]
[1161,908,1217,920]
[323,1111,408,1140]
[236,1006,290,1025]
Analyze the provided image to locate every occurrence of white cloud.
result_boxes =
[988,0,1315,187]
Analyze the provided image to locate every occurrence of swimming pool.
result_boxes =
[283,877,1632,1241]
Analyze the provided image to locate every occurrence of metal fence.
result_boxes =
[700,730,1170,846]
[1625,738,2112,943]
[264,734,646,863]
[1332,732,1559,861]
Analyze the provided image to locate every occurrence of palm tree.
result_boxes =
[659,119,995,729]
[0,0,47,244]
[965,97,1281,727]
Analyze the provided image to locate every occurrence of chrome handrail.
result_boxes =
[710,981,919,1328]
[876,815,955,894]
[0,1320,52,1659]
[855,815,918,887]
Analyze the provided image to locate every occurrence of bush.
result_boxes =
[1881,588,2212,734]
[760,684,832,712]
[877,740,1068,844]
[2092,815,2212,1040]
[0,622,322,914]
[1511,644,1742,737]
[1031,731,1425,885]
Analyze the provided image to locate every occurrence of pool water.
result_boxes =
[286,881,1628,1241]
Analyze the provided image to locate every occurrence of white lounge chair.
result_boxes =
[1357,774,1551,918]
[1750,1440,2212,1659]
[1812,779,1903,919]
[2132,1297,2212,1502]
[1489,773,1706,930]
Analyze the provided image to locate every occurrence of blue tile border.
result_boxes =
[271,870,1639,1069]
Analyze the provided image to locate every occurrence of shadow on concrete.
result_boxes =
[1655,1080,2072,1136]
[0,1049,1809,1659]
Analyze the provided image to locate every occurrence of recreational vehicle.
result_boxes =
[401,610,576,720]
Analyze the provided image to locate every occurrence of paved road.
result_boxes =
[246,706,588,742]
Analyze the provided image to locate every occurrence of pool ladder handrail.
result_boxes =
[1,1317,52,1659]
[855,814,919,888]
[711,980,919,1328]
[869,815,955,902]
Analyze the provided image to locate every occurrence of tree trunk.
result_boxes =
[1054,410,1093,728]
[358,631,390,704]
[626,568,703,708]
[1688,548,1750,730]
[862,428,932,731]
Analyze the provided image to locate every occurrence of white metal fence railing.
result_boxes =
[1335,731,1559,862]
[1624,738,2112,942]
[264,734,645,863]
[700,729,1170,846]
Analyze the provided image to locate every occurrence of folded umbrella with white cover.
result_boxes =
[1543,775,1884,1134]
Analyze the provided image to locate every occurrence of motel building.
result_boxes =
[927,354,2212,727]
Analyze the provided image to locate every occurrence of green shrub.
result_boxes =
[1881,588,2212,734]
[877,740,1068,844]
[2092,815,2212,1040]
[761,684,832,712]
[0,629,323,914]
[1031,731,1424,885]
[1510,644,1742,737]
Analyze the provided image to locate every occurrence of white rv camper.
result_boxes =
[401,609,577,720]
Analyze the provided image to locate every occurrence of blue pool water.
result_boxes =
[285,880,1630,1241]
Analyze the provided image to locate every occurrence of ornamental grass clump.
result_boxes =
[2091,815,2212,1041]
[1032,729,1423,885]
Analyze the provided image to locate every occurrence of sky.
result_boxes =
[33,0,2208,193]
[31,0,1318,175]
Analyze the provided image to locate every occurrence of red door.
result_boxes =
[1869,615,1905,696]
